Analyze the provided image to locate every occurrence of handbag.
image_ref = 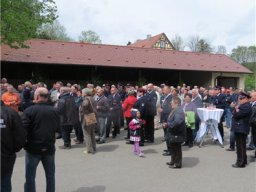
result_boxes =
[83,98,97,126]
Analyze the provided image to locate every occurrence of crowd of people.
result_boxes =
[1,77,256,191]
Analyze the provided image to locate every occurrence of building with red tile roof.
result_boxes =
[129,33,175,50]
[1,38,252,89]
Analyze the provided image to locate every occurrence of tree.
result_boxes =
[36,20,72,41]
[196,39,212,53]
[248,46,256,63]
[215,45,227,55]
[171,34,185,51]
[1,0,58,48]
[79,30,102,44]
[231,46,249,64]
[187,36,200,52]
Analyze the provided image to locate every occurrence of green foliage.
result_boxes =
[243,61,256,91]
[36,20,73,41]
[79,30,102,44]
[1,0,58,48]
[196,39,212,53]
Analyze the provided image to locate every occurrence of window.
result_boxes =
[160,41,165,48]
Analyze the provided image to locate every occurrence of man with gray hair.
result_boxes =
[57,87,79,149]
[22,87,60,192]
[95,88,109,144]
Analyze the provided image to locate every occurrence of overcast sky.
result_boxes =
[54,0,255,53]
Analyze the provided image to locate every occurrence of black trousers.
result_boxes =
[218,122,224,140]
[62,125,73,146]
[186,127,193,145]
[145,115,155,142]
[74,122,84,142]
[235,132,247,166]
[126,117,133,138]
[169,142,182,167]
[106,114,120,137]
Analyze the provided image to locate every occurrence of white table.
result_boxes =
[195,108,224,147]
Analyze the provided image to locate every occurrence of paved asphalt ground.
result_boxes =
[12,127,256,192]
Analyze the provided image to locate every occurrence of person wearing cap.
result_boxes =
[230,92,251,168]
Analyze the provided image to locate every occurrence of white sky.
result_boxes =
[54,0,255,53]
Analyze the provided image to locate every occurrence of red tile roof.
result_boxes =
[0,39,252,73]
[129,33,164,48]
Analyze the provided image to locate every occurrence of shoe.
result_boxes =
[124,137,129,140]
[163,149,169,152]
[166,162,174,166]
[83,150,94,154]
[182,142,188,146]
[247,147,255,150]
[188,144,193,148]
[162,152,171,156]
[112,135,116,139]
[169,164,181,169]
[226,148,235,151]
[232,164,245,168]
[59,145,71,150]
[97,140,105,144]
[138,152,144,157]
[126,141,133,144]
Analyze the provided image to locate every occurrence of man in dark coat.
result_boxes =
[231,92,251,168]
[96,88,110,144]
[22,87,60,191]
[1,101,26,192]
[158,86,172,156]
[106,87,122,138]
[57,87,79,149]
[144,83,158,143]
[214,86,227,140]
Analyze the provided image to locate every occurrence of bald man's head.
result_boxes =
[34,87,48,103]
[251,92,256,102]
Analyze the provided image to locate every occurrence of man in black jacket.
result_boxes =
[214,86,227,140]
[158,86,172,156]
[22,87,60,192]
[145,83,158,143]
[106,87,122,138]
[57,87,79,149]
[1,101,26,192]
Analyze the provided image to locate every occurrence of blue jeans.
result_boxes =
[225,108,231,128]
[24,152,55,192]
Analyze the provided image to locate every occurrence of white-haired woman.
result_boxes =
[80,88,97,154]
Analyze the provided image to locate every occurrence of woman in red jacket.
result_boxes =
[122,89,137,141]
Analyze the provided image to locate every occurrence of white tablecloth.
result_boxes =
[195,108,224,145]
